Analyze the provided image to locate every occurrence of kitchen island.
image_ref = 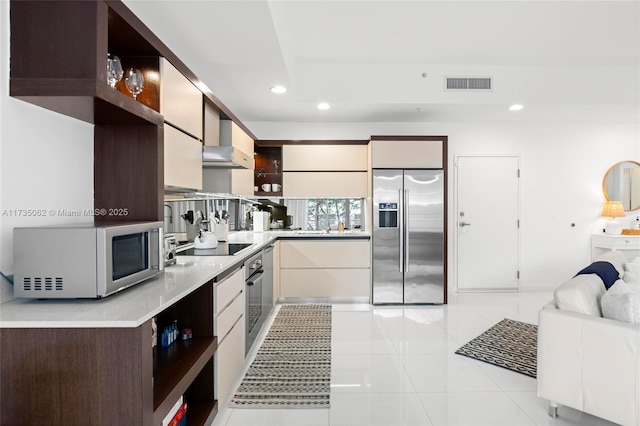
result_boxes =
[0,230,370,426]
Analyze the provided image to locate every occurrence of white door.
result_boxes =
[456,156,519,290]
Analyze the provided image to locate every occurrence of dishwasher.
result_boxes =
[262,244,274,310]
[243,245,275,355]
[244,250,264,354]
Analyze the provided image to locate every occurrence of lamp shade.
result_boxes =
[601,201,626,218]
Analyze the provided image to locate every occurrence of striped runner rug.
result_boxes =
[229,304,332,408]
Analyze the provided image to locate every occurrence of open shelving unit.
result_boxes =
[152,282,217,425]
[254,145,283,197]
[3,1,221,424]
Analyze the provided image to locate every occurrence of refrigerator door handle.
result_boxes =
[404,189,409,272]
[399,189,404,272]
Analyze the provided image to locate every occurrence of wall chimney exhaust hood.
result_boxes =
[202,146,252,169]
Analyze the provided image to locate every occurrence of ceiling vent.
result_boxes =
[445,77,492,91]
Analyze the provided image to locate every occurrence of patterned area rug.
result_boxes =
[454,318,537,378]
[229,304,332,408]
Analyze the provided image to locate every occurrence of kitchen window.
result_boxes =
[306,199,362,230]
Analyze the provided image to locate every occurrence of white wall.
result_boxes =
[0,1,94,302]
[247,120,640,292]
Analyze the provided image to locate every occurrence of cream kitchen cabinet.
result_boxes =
[273,241,281,304]
[160,58,203,140]
[279,239,371,301]
[203,120,254,195]
[370,138,443,168]
[214,267,245,404]
[164,124,202,191]
[281,144,368,198]
[283,145,368,171]
[204,102,220,147]
[220,120,254,169]
[203,168,254,196]
[161,57,204,191]
[283,172,367,198]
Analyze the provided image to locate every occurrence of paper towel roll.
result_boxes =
[253,211,270,232]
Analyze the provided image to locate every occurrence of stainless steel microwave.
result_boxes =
[13,221,164,298]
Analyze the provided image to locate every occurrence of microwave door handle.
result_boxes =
[151,228,163,271]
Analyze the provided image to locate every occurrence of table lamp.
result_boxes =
[601,201,626,234]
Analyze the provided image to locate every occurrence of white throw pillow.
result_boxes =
[601,279,640,324]
[623,258,640,284]
[554,274,606,316]
[624,270,640,286]
[595,251,627,278]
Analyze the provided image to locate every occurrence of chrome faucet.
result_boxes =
[163,204,173,224]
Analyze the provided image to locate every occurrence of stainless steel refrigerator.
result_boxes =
[372,169,445,304]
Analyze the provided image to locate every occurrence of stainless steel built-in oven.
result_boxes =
[244,250,264,354]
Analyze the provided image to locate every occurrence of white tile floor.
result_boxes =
[212,292,620,426]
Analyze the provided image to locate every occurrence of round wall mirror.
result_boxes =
[602,160,640,211]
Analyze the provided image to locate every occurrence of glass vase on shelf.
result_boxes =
[273,160,280,174]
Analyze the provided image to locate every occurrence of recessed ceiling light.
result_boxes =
[270,85,286,94]
[509,104,524,111]
[317,102,330,110]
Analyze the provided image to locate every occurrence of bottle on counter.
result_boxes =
[338,221,345,232]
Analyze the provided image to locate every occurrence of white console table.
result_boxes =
[591,234,640,262]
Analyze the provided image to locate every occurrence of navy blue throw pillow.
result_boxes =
[575,261,620,290]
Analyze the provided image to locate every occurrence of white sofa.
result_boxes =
[537,252,640,426]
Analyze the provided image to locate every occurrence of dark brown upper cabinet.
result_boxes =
[10,0,163,126]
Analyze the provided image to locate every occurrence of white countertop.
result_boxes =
[0,230,369,328]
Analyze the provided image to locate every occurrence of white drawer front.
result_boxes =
[216,291,244,340]
[614,237,640,249]
[592,235,640,250]
[215,317,245,402]
[280,268,370,299]
[215,268,244,313]
[280,240,370,268]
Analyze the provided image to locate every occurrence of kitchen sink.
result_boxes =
[296,230,356,235]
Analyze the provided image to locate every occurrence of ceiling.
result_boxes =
[123,1,640,125]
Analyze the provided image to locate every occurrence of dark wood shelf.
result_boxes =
[153,337,218,422]
[9,1,163,127]
[185,400,218,426]
[10,77,163,126]
[254,191,283,197]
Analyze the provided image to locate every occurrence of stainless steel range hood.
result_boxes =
[202,146,252,169]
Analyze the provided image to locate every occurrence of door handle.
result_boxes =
[458,221,471,227]
[404,189,409,272]
[399,189,404,273]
